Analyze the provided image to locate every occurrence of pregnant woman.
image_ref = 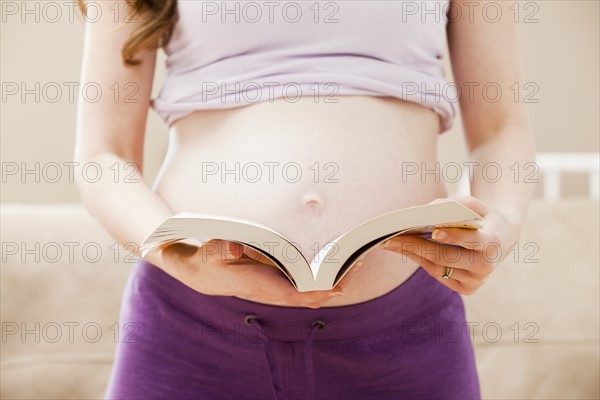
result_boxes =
[74,1,535,399]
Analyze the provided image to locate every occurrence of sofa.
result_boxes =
[1,198,598,399]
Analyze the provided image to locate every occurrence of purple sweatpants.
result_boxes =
[105,258,481,399]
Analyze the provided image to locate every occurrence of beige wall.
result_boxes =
[1,1,598,203]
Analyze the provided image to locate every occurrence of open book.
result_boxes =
[140,200,483,292]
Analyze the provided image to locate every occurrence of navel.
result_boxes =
[302,193,324,213]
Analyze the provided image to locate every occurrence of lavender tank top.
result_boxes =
[151,0,457,133]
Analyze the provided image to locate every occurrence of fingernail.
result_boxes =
[382,239,393,249]
[432,229,447,240]
[355,261,363,267]
[329,291,344,297]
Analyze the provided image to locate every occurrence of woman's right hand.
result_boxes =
[155,239,347,308]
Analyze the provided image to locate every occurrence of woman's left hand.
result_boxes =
[381,196,521,295]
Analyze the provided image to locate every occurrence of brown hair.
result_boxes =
[77,0,177,66]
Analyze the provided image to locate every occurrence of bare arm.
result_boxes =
[382,1,537,294]
[72,0,345,306]
[447,0,536,239]
[73,0,172,268]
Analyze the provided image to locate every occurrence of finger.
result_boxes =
[429,228,500,277]
[197,239,234,264]
[402,251,465,293]
[240,244,280,267]
[291,288,344,308]
[223,240,245,261]
[202,240,252,264]
[211,241,346,308]
[225,261,342,308]
[336,259,364,289]
[405,251,485,295]
[431,226,502,254]
[236,264,342,308]
[383,235,487,273]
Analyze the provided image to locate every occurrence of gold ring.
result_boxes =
[442,266,454,280]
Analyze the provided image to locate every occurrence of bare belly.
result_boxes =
[153,95,447,306]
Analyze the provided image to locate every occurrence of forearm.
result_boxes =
[74,151,173,268]
[467,124,537,239]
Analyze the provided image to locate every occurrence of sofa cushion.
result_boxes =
[1,204,135,399]
[462,198,599,399]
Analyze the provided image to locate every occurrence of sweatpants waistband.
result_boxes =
[134,258,457,343]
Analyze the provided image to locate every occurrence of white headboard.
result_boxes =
[454,152,600,201]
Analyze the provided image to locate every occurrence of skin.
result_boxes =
[382,0,537,296]
[74,0,535,309]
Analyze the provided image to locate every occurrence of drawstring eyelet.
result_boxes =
[244,314,257,325]
[311,319,326,330]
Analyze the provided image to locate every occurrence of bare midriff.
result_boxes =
[153,95,448,306]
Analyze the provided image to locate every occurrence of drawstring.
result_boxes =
[245,315,326,400]
[246,315,285,400]
[305,319,325,400]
